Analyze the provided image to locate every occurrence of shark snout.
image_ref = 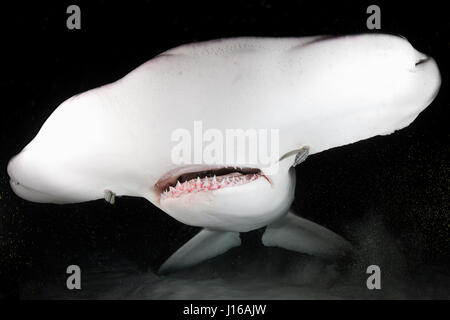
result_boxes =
[8,152,31,199]
[7,153,23,187]
[7,151,54,203]
[411,53,441,104]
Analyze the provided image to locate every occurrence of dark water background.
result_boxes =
[0,1,448,299]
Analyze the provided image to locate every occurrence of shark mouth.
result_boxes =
[155,167,264,200]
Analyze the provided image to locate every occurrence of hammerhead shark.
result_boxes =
[7,34,441,273]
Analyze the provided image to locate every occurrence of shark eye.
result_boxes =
[415,57,429,66]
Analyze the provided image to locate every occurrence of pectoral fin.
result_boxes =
[159,228,241,274]
[104,189,116,205]
[262,211,352,258]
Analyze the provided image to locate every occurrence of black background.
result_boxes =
[0,1,448,299]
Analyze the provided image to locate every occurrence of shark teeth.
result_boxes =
[160,172,263,200]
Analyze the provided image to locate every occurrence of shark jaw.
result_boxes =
[155,166,269,201]
[152,157,296,233]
